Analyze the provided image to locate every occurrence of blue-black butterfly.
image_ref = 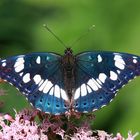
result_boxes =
[0,48,140,115]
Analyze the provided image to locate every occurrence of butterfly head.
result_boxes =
[65,48,73,56]
[63,48,75,72]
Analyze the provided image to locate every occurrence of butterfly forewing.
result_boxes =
[73,52,140,112]
[0,53,70,115]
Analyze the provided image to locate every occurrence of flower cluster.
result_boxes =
[0,109,138,140]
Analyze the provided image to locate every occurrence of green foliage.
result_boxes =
[0,0,140,136]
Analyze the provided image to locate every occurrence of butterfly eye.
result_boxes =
[65,48,73,54]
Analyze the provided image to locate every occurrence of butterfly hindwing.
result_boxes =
[0,53,69,115]
[73,52,140,112]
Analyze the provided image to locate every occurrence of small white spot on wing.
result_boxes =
[30,102,33,106]
[87,79,98,91]
[23,73,30,83]
[101,104,106,108]
[117,70,121,74]
[43,81,53,93]
[36,108,42,112]
[133,59,137,64]
[96,78,102,85]
[88,55,92,60]
[19,72,24,77]
[33,74,42,85]
[97,55,102,63]
[122,84,125,88]
[110,71,118,81]
[114,54,125,70]
[98,73,107,83]
[74,88,80,100]
[1,59,6,62]
[87,85,92,93]
[22,92,26,95]
[60,88,68,101]
[49,87,54,95]
[92,108,98,112]
[133,56,137,59]
[114,54,125,64]
[92,78,101,88]
[15,64,24,73]
[54,85,60,98]
[46,56,50,60]
[9,82,13,86]
[115,61,125,70]
[2,62,6,67]
[14,57,25,67]
[38,79,44,86]
[81,84,87,97]
[14,57,25,73]
[39,79,48,91]
[36,56,41,64]
[45,111,50,114]
[16,87,19,91]
[83,111,88,113]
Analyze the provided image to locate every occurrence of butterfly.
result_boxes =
[0,48,140,115]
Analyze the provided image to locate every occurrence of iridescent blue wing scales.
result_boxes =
[73,52,140,113]
[0,53,69,115]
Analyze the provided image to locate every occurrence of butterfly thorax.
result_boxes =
[62,48,75,100]
[62,48,75,77]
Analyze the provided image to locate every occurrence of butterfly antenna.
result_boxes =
[70,25,95,48]
[43,24,67,49]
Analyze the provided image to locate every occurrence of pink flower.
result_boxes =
[0,109,138,139]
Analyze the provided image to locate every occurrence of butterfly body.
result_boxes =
[0,49,140,115]
[62,48,76,104]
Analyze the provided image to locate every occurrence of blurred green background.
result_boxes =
[0,0,140,137]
